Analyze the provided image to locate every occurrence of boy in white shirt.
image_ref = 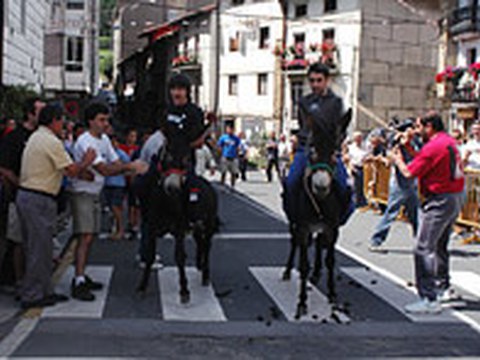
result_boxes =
[71,103,146,301]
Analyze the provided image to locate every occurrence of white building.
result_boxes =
[1,0,49,92]
[44,0,100,96]
[219,0,284,136]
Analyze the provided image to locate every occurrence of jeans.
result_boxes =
[414,192,463,300]
[283,147,308,221]
[353,165,367,207]
[370,175,419,246]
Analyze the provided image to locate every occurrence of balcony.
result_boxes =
[449,5,480,39]
[451,85,480,104]
[171,55,202,84]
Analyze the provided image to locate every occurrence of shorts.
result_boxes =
[7,202,22,244]
[104,186,126,207]
[220,157,239,176]
[71,192,101,235]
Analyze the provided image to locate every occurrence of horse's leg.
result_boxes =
[282,234,297,281]
[295,230,309,319]
[174,233,190,303]
[310,233,323,285]
[201,231,212,286]
[326,228,338,302]
[137,221,157,294]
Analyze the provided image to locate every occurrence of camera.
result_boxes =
[389,118,415,148]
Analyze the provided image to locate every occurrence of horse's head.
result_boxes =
[309,164,333,201]
[163,171,185,196]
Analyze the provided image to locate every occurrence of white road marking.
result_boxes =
[158,267,226,322]
[249,266,339,323]
[0,318,39,358]
[341,267,458,323]
[451,271,480,299]
[42,266,113,319]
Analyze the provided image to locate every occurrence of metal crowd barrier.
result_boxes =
[362,161,480,244]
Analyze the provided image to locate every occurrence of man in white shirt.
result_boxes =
[463,121,480,171]
[348,131,368,207]
[71,103,146,301]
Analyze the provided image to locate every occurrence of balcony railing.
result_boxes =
[451,85,480,103]
[449,5,480,38]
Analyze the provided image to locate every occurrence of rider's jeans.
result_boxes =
[370,174,419,246]
[283,146,308,221]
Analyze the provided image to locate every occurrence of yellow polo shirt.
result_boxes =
[20,126,73,196]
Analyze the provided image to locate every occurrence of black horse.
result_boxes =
[282,109,352,319]
[136,150,218,304]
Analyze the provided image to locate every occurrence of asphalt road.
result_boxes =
[1,172,480,358]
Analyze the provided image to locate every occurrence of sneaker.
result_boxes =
[368,243,387,253]
[437,288,458,303]
[21,297,56,310]
[84,275,103,291]
[47,293,69,303]
[139,254,163,270]
[71,280,95,302]
[405,298,441,314]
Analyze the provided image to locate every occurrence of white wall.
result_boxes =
[219,1,283,122]
[44,0,100,94]
[2,0,48,92]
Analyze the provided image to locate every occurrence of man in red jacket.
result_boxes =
[392,113,464,314]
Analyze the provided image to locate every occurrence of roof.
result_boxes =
[139,4,216,43]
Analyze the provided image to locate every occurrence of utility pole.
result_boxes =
[0,0,4,88]
[279,0,288,134]
[90,0,97,95]
[213,0,221,115]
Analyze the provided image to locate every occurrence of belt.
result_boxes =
[19,187,57,200]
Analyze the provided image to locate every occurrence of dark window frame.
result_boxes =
[228,75,238,96]
[258,73,268,95]
[259,27,270,49]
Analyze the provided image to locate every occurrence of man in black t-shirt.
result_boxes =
[0,98,45,285]
[161,74,205,170]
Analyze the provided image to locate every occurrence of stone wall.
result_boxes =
[356,0,441,130]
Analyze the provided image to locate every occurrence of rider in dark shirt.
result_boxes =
[283,63,350,223]
[161,74,205,171]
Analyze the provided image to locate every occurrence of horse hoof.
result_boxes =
[328,293,338,304]
[180,292,190,304]
[295,304,308,319]
[282,271,291,281]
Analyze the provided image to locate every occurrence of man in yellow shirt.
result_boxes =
[17,104,96,309]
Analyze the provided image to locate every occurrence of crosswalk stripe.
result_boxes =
[249,267,336,323]
[158,267,227,322]
[42,266,113,319]
[451,271,480,299]
[341,267,458,323]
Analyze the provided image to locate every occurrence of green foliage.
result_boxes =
[100,49,114,81]
[99,36,112,50]
[100,0,116,37]
[0,85,38,121]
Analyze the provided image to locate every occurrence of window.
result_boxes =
[67,0,85,10]
[232,0,245,5]
[229,31,240,52]
[294,33,306,46]
[468,48,477,65]
[291,81,304,119]
[65,37,84,72]
[228,75,238,96]
[295,4,308,18]
[323,28,335,41]
[258,74,268,95]
[324,0,337,13]
[259,27,270,49]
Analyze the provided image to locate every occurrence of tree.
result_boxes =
[100,0,117,37]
